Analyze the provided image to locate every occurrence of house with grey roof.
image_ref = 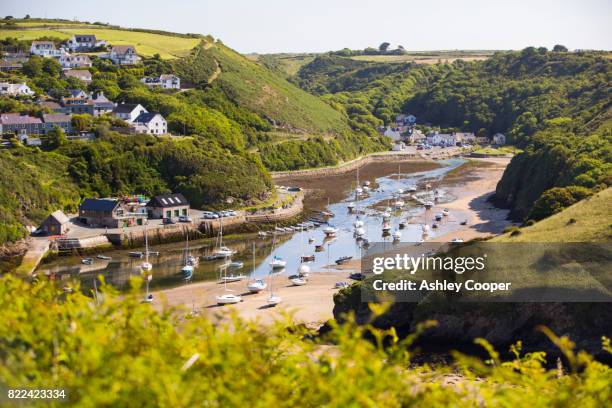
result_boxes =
[30,41,64,58]
[0,113,44,135]
[132,112,167,135]
[141,74,181,89]
[40,210,70,235]
[78,198,147,228]
[113,103,147,123]
[105,45,140,65]
[64,69,92,83]
[66,34,106,52]
[146,193,190,220]
[43,113,73,134]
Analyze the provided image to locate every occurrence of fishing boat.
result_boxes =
[323,226,338,237]
[335,255,353,265]
[212,217,235,259]
[81,257,93,265]
[96,254,112,260]
[140,226,153,272]
[301,254,315,262]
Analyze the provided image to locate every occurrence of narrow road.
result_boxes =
[14,237,50,275]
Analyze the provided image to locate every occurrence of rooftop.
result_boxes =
[147,193,189,208]
[0,113,42,125]
[79,198,119,212]
[43,113,71,123]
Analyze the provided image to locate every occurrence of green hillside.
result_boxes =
[493,188,612,242]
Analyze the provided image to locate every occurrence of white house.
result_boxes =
[141,74,181,89]
[0,82,34,96]
[395,113,416,125]
[132,112,167,135]
[383,126,402,142]
[408,129,425,144]
[493,133,506,145]
[66,34,106,52]
[105,45,140,65]
[454,132,476,144]
[113,103,148,123]
[59,54,92,69]
[30,41,64,58]
[426,132,455,146]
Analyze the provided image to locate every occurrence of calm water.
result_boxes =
[39,158,468,292]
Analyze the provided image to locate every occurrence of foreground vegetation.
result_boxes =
[0,274,609,407]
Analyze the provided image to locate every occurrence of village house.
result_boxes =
[146,193,190,220]
[0,60,22,72]
[408,129,426,144]
[493,133,506,145]
[383,126,402,142]
[453,132,476,144]
[140,74,181,89]
[476,135,490,145]
[132,112,167,135]
[0,113,44,136]
[0,82,34,96]
[39,100,68,114]
[64,69,92,83]
[78,198,147,228]
[30,41,64,58]
[39,210,70,235]
[43,113,73,134]
[395,114,416,126]
[105,45,140,65]
[113,103,148,123]
[61,97,94,115]
[66,34,106,52]
[59,54,93,69]
[426,132,456,146]
[91,92,116,116]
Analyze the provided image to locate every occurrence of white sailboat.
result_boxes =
[247,243,267,293]
[397,165,404,194]
[143,273,153,303]
[267,267,282,306]
[323,226,339,237]
[140,226,152,272]
[216,262,242,305]
[212,217,235,259]
[181,232,197,281]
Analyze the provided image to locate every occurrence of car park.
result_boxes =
[178,216,192,223]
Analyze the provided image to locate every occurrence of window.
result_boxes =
[182,209,187,216]
[165,210,171,218]
[174,210,179,217]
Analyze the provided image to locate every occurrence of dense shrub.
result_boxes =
[528,186,593,220]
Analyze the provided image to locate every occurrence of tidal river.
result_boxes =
[38,158,471,292]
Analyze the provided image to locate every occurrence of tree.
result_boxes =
[379,42,390,52]
[42,57,61,77]
[21,55,43,76]
[72,114,93,132]
[45,126,67,150]
[24,14,30,19]
[553,44,568,52]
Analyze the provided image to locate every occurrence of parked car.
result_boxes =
[202,211,218,219]
[178,216,192,223]
[163,218,176,225]
[228,210,237,217]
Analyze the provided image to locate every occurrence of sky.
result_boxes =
[3,0,612,53]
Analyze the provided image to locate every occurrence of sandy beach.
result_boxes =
[156,157,513,326]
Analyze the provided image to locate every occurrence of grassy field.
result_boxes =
[472,146,521,156]
[0,21,202,59]
[493,188,612,242]
[349,52,493,64]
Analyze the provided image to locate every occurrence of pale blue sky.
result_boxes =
[3,0,611,53]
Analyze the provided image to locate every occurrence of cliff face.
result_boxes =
[333,283,611,358]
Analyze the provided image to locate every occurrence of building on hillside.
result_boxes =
[68,89,89,99]
[0,113,44,135]
[39,100,68,114]
[40,210,70,235]
[105,45,140,65]
[61,97,94,115]
[66,34,106,52]
[0,60,22,72]
[113,103,148,123]
[30,41,64,58]
[91,92,116,116]
[426,132,456,146]
[146,193,190,220]
[493,133,506,145]
[78,198,147,228]
[132,112,167,135]
[395,114,416,126]
[453,132,476,144]
[59,54,93,69]
[408,129,425,144]
[383,126,402,142]
[0,82,34,96]
[43,113,73,134]
[140,74,181,89]
[476,136,490,145]
[64,69,92,83]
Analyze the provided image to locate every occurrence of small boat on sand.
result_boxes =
[96,254,112,260]
[335,256,353,265]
